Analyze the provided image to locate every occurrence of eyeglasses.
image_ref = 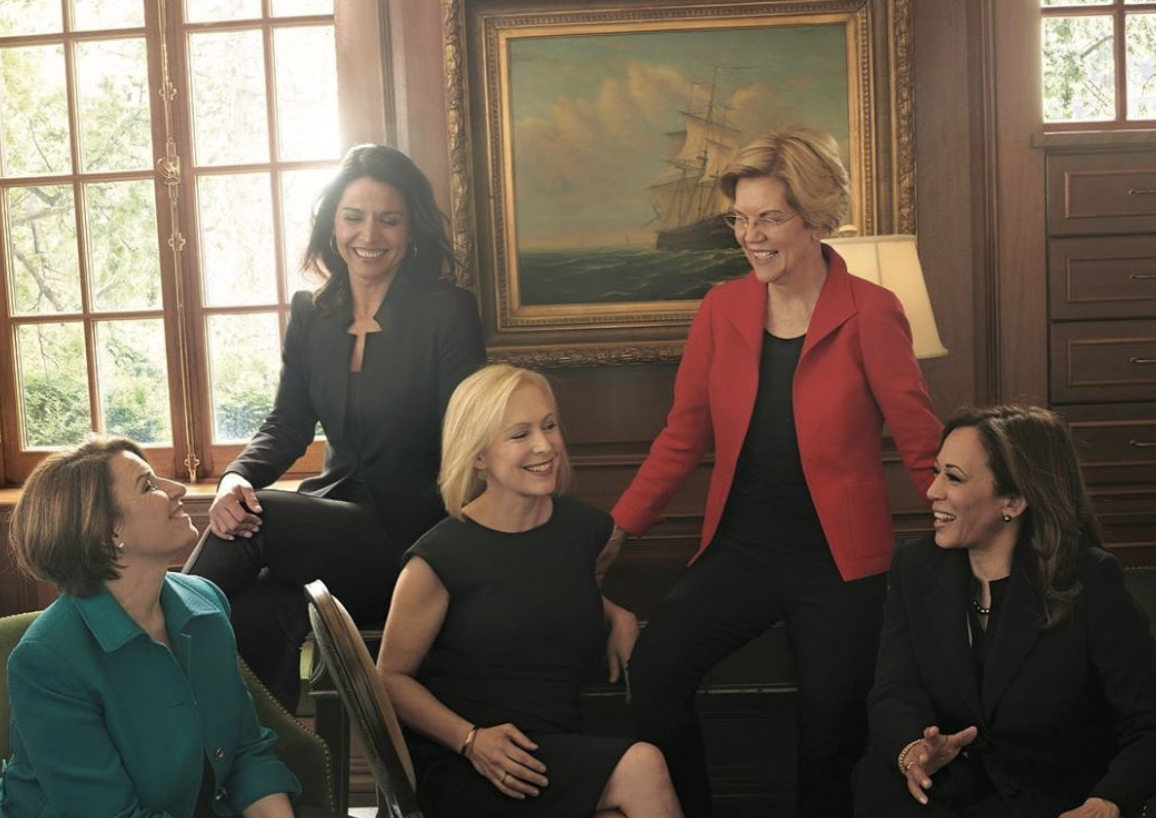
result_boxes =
[723,212,800,232]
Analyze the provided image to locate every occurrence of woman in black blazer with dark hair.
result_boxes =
[855,405,1156,818]
[186,144,485,709]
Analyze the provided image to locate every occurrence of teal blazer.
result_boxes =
[0,573,300,817]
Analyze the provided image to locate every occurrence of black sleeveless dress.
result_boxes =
[403,495,633,818]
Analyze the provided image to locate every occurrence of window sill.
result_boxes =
[1033,129,1156,149]
[0,478,304,510]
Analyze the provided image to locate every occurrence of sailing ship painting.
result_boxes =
[505,24,853,307]
[648,76,743,251]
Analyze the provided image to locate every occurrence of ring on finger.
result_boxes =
[499,771,509,786]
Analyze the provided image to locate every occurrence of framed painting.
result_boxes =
[444,0,915,365]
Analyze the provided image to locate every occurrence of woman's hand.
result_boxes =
[1057,798,1121,818]
[901,724,978,805]
[604,601,639,685]
[208,473,263,540]
[465,724,549,799]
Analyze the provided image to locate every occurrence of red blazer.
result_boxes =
[612,247,942,581]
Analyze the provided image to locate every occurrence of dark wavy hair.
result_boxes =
[9,436,146,597]
[942,405,1102,627]
[302,144,458,314]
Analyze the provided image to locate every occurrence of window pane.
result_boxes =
[1042,0,1112,5]
[96,319,172,443]
[188,29,269,166]
[86,180,162,310]
[76,38,153,172]
[17,322,90,447]
[72,0,145,30]
[185,0,261,23]
[6,185,82,315]
[197,173,277,306]
[271,0,333,14]
[273,26,339,161]
[207,312,280,442]
[0,45,71,176]
[280,166,334,295]
[1126,13,1156,118]
[0,0,62,36]
[1043,15,1116,122]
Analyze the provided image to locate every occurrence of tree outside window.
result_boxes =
[0,0,350,483]
[1042,0,1156,127]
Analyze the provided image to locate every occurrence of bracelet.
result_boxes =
[897,738,924,774]
[460,725,479,757]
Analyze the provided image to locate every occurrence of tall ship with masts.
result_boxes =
[649,74,742,251]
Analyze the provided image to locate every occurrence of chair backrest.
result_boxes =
[0,610,333,810]
[239,660,336,810]
[304,579,422,818]
[0,611,41,759]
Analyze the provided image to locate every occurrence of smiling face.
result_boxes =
[110,451,197,560]
[332,177,411,286]
[928,426,1023,553]
[475,383,565,505]
[731,175,823,285]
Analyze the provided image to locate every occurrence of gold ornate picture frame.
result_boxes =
[445,0,915,366]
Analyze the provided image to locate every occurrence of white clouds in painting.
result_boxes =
[507,25,850,248]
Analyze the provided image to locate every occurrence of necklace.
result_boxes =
[971,598,992,616]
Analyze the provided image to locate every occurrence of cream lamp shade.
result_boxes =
[823,234,948,359]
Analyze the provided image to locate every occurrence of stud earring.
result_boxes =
[116,541,127,551]
[1002,513,1012,523]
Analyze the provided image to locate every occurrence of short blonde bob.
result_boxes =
[9,436,145,597]
[718,126,850,233]
[439,364,572,519]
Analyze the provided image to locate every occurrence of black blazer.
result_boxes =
[227,268,486,549]
[867,536,1156,817]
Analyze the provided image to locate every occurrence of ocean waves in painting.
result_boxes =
[517,246,752,306]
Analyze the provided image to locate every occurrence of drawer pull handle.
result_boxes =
[1129,439,1156,448]
[1130,187,1156,196]
[1132,274,1156,280]
[1129,356,1156,365]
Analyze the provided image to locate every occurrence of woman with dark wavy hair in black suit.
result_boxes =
[855,405,1156,818]
[186,144,485,710]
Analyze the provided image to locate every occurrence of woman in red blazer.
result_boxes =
[608,128,943,818]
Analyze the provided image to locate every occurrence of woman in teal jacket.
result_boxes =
[0,437,338,818]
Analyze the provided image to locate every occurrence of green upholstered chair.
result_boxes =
[0,610,335,811]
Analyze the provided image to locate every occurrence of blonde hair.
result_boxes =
[718,126,850,233]
[9,436,145,597]
[439,364,572,518]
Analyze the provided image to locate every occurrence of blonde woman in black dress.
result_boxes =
[377,365,683,818]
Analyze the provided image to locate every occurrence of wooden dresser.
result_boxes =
[1045,145,1156,564]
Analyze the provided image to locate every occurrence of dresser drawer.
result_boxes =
[1049,235,1156,320]
[1047,150,1156,236]
[1050,320,1156,403]
[1056,404,1156,487]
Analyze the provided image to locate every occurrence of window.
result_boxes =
[0,0,368,483]
[1041,0,1156,127]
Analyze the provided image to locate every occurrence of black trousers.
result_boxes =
[629,531,886,818]
[184,489,399,710]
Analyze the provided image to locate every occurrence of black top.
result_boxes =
[404,495,612,734]
[719,331,822,543]
[226,266,485,548]
[968,575,1011,685]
